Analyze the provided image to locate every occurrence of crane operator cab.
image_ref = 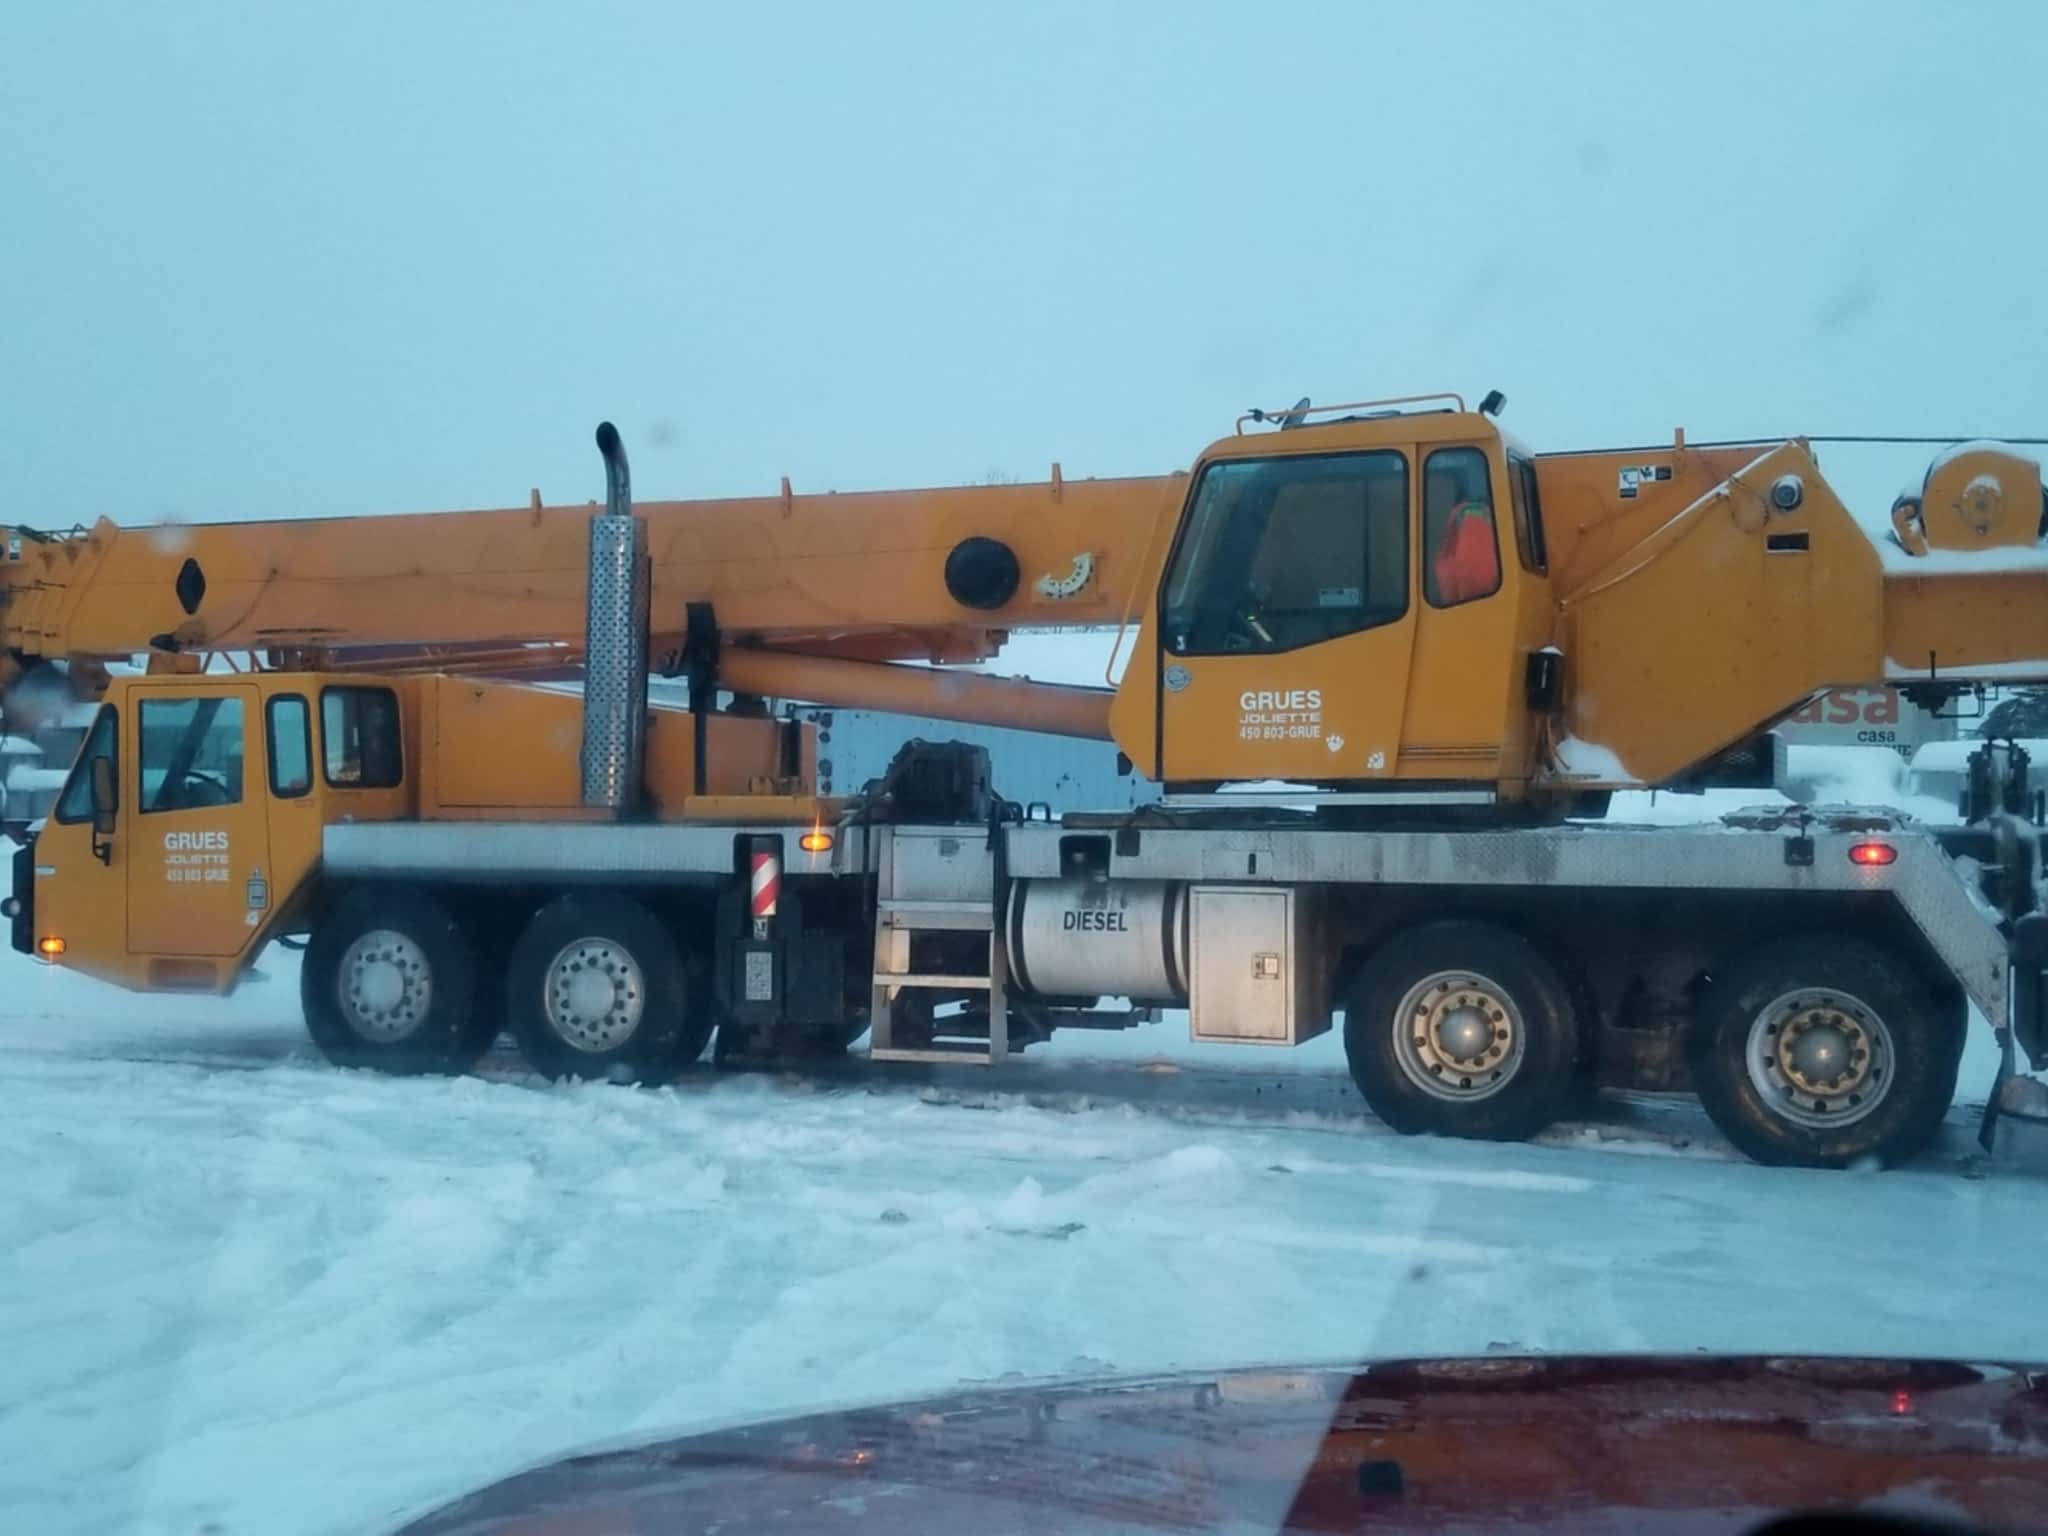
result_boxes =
[1114,401,1553,795]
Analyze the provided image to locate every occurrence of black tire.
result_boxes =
[1689,936,1960,1169]
[1341,920,1577,1141]
[505,894,706,1083]
[302,886,484,1074]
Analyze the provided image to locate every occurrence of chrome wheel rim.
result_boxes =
[1744,987,1893,1129]
[542,937,645,1053]
[339,929,432,1043]
[1392,969,1525,1102]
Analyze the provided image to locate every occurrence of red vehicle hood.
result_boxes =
[396,1355,2048,1536]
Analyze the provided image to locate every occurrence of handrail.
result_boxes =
[1234,392,1466,434]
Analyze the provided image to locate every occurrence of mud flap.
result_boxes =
[1979,1026,2016,1153]
[1987,912,2048,1149]
[7,841,32,956]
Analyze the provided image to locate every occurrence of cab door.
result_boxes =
[126,685,271,957]
[1397,443,1525,780]
[1158,447,1416,784]
[30,703,131,985]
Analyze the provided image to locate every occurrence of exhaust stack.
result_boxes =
[579,421,651,816]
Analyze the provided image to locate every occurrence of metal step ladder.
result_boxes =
[868,897,1011,1065]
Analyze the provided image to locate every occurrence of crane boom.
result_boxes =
[0,471,1183,739]
[0,470,1181,670]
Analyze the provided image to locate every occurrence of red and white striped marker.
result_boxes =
[749,841,781,922]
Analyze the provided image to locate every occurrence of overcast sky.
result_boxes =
[4,1,2044,532]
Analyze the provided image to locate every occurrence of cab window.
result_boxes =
[138,696,245,813]
[1163,451,1409,656]
[1507,453,1549,573]
[267,694,312,798]
[54,705,117,824]
[321,687,402,788]
[1423,446,1503,608]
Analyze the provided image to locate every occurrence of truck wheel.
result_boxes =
[505,894,707,1083]
[303,887,484,1074]
[1341,921,1576,1141]
[1690,937,1959,1168]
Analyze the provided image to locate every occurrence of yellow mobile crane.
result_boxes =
[5,393,2047,1168]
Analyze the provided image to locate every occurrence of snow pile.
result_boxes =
[1903,737,2048,809]
[1601,744,1960,828]
[1906,739,2048,776]
[1550,735,1631,780]
[1781,743,1961,824]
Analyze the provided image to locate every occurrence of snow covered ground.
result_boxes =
[2,952,2043,1536]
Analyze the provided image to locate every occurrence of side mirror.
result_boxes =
[89,754,116,841]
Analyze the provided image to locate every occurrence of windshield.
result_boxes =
[1164,452,1411,654]
[4,7,2047,1536]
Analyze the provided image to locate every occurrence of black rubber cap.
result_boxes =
[175,557,206,616]
[944,536,1021,611]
